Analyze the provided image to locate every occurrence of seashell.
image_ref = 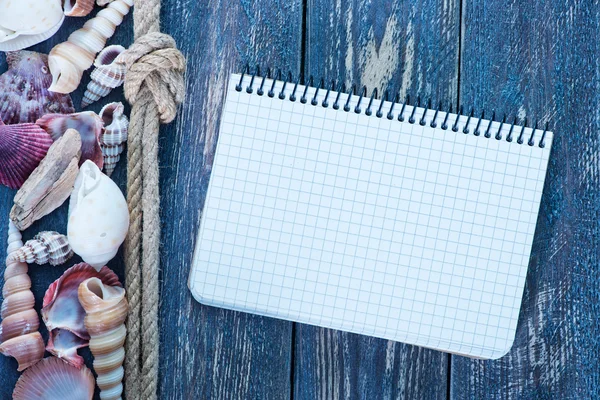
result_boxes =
[42,263,121,367]
[9,231,73,266]
[0,0,64,52]
[48,0,134,93]
[0,119,54,189]
[79,277,128,400]
[0,221,45,371]
[68,160,129,270]
[0,51,75,125]
[10,129,81,231]
[13,357,95,400]
[97,0,116,5]
[82,45,127,108]
[64,0,95,17]
[100,102,128,176]
[37,111,104,169]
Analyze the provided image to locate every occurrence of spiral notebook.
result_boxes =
[189,72,553,359]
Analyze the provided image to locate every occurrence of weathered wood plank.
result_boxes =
[451,1,600,398]
[158,1,302,399]
[0,9,133,399]
[295,1,460,398]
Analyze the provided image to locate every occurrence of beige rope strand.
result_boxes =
[120,0,186,397]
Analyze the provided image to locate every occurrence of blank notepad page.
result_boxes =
[190,73,553,359]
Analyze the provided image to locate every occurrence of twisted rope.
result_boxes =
[119,2,186,398]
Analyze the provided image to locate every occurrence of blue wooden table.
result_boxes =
[1,0,599,398]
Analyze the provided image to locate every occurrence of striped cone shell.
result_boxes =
[99,102,128,176]
[9,231,73,266]
[81,45,126,108]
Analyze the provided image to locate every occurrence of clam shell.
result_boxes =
[0,0,64,51]
[99,102,128,176]
[63,0,95,17]
[68,161,129,269]
[46,328,88,368]
[42,263,121,366]
[13,357,95,400]
[82,45,126,108]
[0,120,54,189]
[0,51,75,125]
[37,111,104,169]
[10,231,74,266]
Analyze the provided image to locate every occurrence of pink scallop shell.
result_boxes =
[36,111,104,169]
[42,263,121,367]
[0,119,54,189]
[13,357,94,400]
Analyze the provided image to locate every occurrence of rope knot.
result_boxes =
[118,32,186,123]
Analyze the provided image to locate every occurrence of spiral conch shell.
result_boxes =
[0,221,45,371]
[48,0,133,94]
[100,102,129,176]
[9,231,73,266]
[79,277,128,400]
[82,45,127,108]
[68,160,129,270]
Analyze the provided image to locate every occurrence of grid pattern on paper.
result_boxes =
[190,74,554,359]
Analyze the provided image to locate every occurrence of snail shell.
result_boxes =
[82,45,127,108]
[9,231,73,266]
[48,0,133,93]
[79,277,128,400]
[0,221,45,371]
[99,102,128,177]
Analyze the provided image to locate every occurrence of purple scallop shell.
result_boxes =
[0,51,75,125]
[0,119,54,189]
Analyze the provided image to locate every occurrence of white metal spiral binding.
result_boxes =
[234,67,550,148]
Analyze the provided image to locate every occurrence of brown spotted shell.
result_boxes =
[9,231,73,266]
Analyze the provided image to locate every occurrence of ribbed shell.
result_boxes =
[79,277,128,400]
[13,357,94,400]
[0,221,45,371]
[42,263,122,368]
[48,0,133,93]
[99,102,128,176]
[82,45,126,108]
[10,231,73,266]
[0,51,75,124]
[0,121,54,189]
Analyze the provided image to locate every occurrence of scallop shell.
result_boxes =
[0,221,45,371]
[63,0,95,17]
[13,357,95,400]
[42,263,121,367]
[0,51,75,125]
[9,231,73,266]
[48,0,133,93]
[0,119,54,189]
[68,160,129,270]
[79,277,128,400]
[37,111,104,169]
[100,102,128,176]
[82,45,127,108]
[0,0,64,52]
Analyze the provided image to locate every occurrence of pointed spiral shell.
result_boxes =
[99,102,128,176]
[79,277,128,400]
[82,45,127,108]
[0,221,45,371]
[9,231,73,266]
[48,0,133,94]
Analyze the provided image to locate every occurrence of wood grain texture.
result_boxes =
[0,8,133,399]
[157,1,302,399]
[451,1,600,398]
[295,1,460,399]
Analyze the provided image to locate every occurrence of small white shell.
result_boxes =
[0,0,64,52]
[67,160,129,270]
[99,102,128,176]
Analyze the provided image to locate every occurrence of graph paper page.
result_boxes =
[190,73,553,359]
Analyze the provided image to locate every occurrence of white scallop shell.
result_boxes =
[0,0,65,51]
[67,160,129,270]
